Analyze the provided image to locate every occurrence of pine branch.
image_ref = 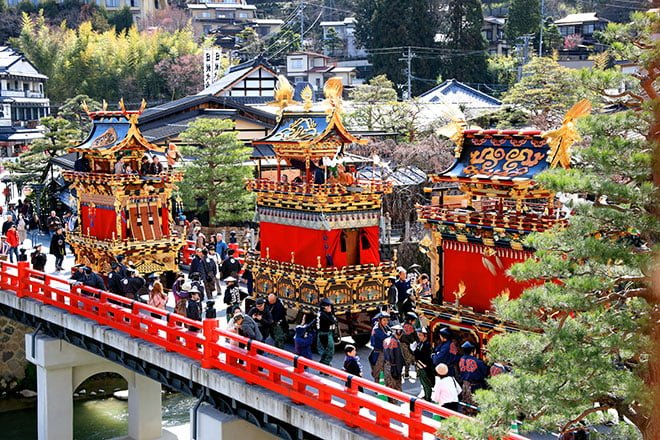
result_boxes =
[560,405,612,433]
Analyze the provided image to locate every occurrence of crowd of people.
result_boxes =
[3,208,502,414]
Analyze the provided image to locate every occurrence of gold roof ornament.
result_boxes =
[543,99,592,169]
[119,97,126,113]
[434,99,478,157]
[301,85,314,112]
[323,77,343,115]
[270,75,296,112]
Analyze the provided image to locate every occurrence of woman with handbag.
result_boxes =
[432,363,461,412]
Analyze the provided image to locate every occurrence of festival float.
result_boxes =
[62,100,185,274]
[415,100,591,348]
[245,77,395,341]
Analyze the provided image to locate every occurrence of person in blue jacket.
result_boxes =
[458,341,489,392]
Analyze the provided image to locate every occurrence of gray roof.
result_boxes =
[357,165,427,186]
[197,56,276,96]
[419,79,502,108]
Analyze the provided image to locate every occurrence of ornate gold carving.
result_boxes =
[280,118,319,141]
[542,99,592,169]
[464,147,544,177]
[92,127,118,148]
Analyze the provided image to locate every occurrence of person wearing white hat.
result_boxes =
[432,363,461,411]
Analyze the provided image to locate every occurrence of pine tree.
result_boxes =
[354,0,441,97]
[179,119,254,224]
[436,11,659,440]
[505,0,541,43]
[437,0,489,84]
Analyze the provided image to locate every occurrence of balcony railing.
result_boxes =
[417,205,567,233]
[1,89,45,98]
[246,178,393,196]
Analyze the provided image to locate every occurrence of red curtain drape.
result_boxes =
[161,207,169,236]
[442,241,535,313]
[359,226,381,265]
[81,204,117,241]
[260,223,382,268]
[260,222,329,267]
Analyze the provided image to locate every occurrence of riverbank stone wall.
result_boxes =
[0,317,30,392]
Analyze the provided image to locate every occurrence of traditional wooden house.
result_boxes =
[62,101,184,274]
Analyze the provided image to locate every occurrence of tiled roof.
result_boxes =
[419,79,502,108]
[554,13,608,25]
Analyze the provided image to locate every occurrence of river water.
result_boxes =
[0,392,196,439]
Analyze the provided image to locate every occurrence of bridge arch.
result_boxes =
[73,366,129,392]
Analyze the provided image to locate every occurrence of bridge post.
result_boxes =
[128,372,163,440]
[26,333,167,440]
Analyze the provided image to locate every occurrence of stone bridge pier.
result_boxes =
[26,333,168,440]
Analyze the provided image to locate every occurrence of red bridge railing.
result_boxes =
[1,260,529,440]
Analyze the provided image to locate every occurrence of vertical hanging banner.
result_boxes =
[203,47,224,88]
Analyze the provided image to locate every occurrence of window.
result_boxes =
[106,0,118,7]
[483,30,492,41]
[130,0,139,7]
[582,24,594,35]
[238,12,248,19]
[290,58,304,70]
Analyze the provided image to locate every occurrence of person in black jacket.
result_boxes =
[49,226,66,271]
[247,298,272,342]
[317,298,337,366]
[186,289,202,331]
[202,248,217,299]
[82,266,106,291]
[343,344,363,377]
[122,268,146,300]
[30,243,47,271]
[413,327,435,401]
[190,248,207,282]
[107,262,124,295]
[220,248,241,280]
[267,293,287,348]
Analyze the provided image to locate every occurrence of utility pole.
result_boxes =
[299,1,304,50]
[398,47,415,100]
[517,34,533,81]
[538,0,544,56]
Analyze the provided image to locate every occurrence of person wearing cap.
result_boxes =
[49,226,67,271]
[247,297,273,342]
[369,311,391,381]
[383,324,405,393]
[186,288,203,329]
[432,363,461,411]
[432,327,460,375]
[235,310,262,341]
[121,268,146,300]
[223,276,242,321]
[115,255,128,279]
[82,266,107,291]
[413,327,434,401]
[317,298,337,367]
[458,341,489,393]
[30,243,47,272]
[400,312,419,380]
[107,262,124,295]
